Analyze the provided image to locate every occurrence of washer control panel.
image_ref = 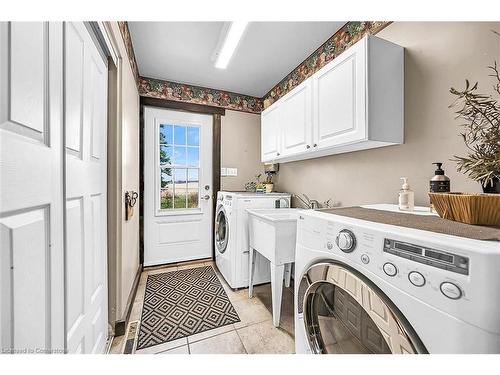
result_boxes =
[296,210,500,334]
[383,238,469,275]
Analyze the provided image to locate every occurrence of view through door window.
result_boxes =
[159,124,200,209]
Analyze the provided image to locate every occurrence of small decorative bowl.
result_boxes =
[429,192,500,226]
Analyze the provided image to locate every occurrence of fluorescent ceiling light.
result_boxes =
[215,22,249,69]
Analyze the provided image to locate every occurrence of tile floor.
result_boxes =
[109,259,295,354]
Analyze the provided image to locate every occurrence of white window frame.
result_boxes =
[154,119,203,217]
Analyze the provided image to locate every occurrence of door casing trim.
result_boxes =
[139,97,225,265]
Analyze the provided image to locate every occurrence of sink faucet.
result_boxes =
[293,194,320,209]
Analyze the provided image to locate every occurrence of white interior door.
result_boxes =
[144,107,213,266]
[64,22,108,354]
[0,22,65,353]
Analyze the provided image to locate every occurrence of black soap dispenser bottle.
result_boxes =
[430,162,450,212]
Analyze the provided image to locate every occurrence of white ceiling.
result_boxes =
[128,22,345,97]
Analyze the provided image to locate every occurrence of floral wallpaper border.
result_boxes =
[262,21,391,109]
[118,21,391,114]
[138,77,263,114]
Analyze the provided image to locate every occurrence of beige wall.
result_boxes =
[109,22,140,319]
[275,22,500,207]
[221,110,264,191]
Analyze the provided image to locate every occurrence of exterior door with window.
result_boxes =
[144,107,213,266]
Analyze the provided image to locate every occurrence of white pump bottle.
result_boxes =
[398,177,414,211]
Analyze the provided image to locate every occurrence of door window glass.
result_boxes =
[159,124,200,210]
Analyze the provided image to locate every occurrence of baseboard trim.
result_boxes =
[115,263,143,336]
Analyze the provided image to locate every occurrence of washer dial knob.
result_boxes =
[336,229,356,253]
[383,262,398,277]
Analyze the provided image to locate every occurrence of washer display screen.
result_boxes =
[425,249,453,263]
[383,238,469,275]
[395,242,422,255]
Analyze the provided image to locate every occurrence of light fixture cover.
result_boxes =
[215,21,249,69]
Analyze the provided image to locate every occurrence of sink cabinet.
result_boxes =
[261,35,404,164]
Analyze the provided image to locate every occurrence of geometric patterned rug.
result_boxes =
[137,266,240,350]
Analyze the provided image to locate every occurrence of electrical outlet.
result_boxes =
[222,167,238,177]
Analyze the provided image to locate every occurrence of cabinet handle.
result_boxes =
[313,143,318,147]
[306,145,311,149]
[277,152,280,156]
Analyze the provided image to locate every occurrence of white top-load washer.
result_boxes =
[295,204,500,354]
[215,191,291,289]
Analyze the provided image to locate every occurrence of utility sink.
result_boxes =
[246,208,302,327]
[246,208,301,265]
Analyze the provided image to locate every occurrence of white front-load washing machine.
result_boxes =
[215,191,291,289]
[295,204,500,354]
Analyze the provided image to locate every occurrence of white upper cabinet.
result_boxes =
[313,38,366,149]
[280,79,313,157]
[261,103,281,162]
[261,35,404,163]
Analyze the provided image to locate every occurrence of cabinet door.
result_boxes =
[313,38,366,149]
[261,104,281,162]
[280,79,313,156]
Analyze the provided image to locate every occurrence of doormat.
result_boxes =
[137,266,240,350]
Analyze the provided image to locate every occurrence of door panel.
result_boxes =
[65,198,85,348]
[10,23,46,136]
[281,80,312,156]
[261,104,280,161]
[313,39,366,149]
[65,22,84,155]
[1,208,50,349]
[64,22,108,354]
[0,22,65,353]
[144,108,213,266]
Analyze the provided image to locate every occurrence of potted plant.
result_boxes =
[264,171,274,193]
[449,37,500,193]
[255,174,266,193]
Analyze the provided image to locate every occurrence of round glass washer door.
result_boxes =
[298,261,427,354]
[215,206,229,254]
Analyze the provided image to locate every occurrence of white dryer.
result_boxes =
[295,204,500,354]
[215,191,291,289]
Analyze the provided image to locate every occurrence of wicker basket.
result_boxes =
[429,192,500,226]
